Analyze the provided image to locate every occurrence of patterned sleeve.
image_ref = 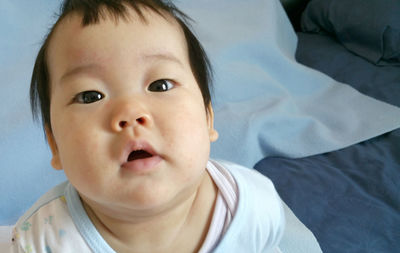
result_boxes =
[10,228,25,253]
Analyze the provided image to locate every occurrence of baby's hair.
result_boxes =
[30,0,213,134]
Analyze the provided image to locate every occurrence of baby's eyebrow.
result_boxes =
[60,64,101,83]
[141,52,184,67]
[59,52,184,83]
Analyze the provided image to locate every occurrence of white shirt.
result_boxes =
[11,160,284,252]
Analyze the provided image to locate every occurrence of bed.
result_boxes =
[1,0,399,252]
[255,0,400,252]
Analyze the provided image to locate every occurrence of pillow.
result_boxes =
[301,0,400,65]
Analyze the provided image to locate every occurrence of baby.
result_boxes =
[12,0,284,252]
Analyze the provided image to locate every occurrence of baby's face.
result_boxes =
[46,8,218,215]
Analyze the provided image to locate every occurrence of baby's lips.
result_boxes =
[121,140,159,163]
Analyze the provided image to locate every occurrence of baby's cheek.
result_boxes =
[168,122,207,154]
[59,132,99,170]
[172,110,211,159]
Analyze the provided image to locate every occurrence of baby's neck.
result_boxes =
[81,171,217,253]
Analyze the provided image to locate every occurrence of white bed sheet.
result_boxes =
[0,226,12,252]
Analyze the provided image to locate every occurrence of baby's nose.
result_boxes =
[110,100,152,132]
[118,116,147,128]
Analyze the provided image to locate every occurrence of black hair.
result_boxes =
[30,0,213,134]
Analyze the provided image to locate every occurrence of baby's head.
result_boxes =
[31,0,213,134]
[30,0,219,213]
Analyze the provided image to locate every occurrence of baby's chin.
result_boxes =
[80,177,202,220]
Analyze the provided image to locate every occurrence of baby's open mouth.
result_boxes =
[127,150,153,161]
[121,142,162,172]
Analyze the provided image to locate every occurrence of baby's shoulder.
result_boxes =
[210,159,283,222]
[11,182,90,252]
[210,159,277,194]
[209,160,285,252]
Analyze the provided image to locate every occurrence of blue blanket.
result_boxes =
[255,31,400,253]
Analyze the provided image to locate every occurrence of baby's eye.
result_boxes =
[73,90,104,104]
[148,79,174,92]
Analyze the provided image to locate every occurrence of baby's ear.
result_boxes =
[206,104,219,142]
[45,126,62,171]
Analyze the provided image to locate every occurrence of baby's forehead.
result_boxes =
[49,5,186,56]
[46,5,191,84]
